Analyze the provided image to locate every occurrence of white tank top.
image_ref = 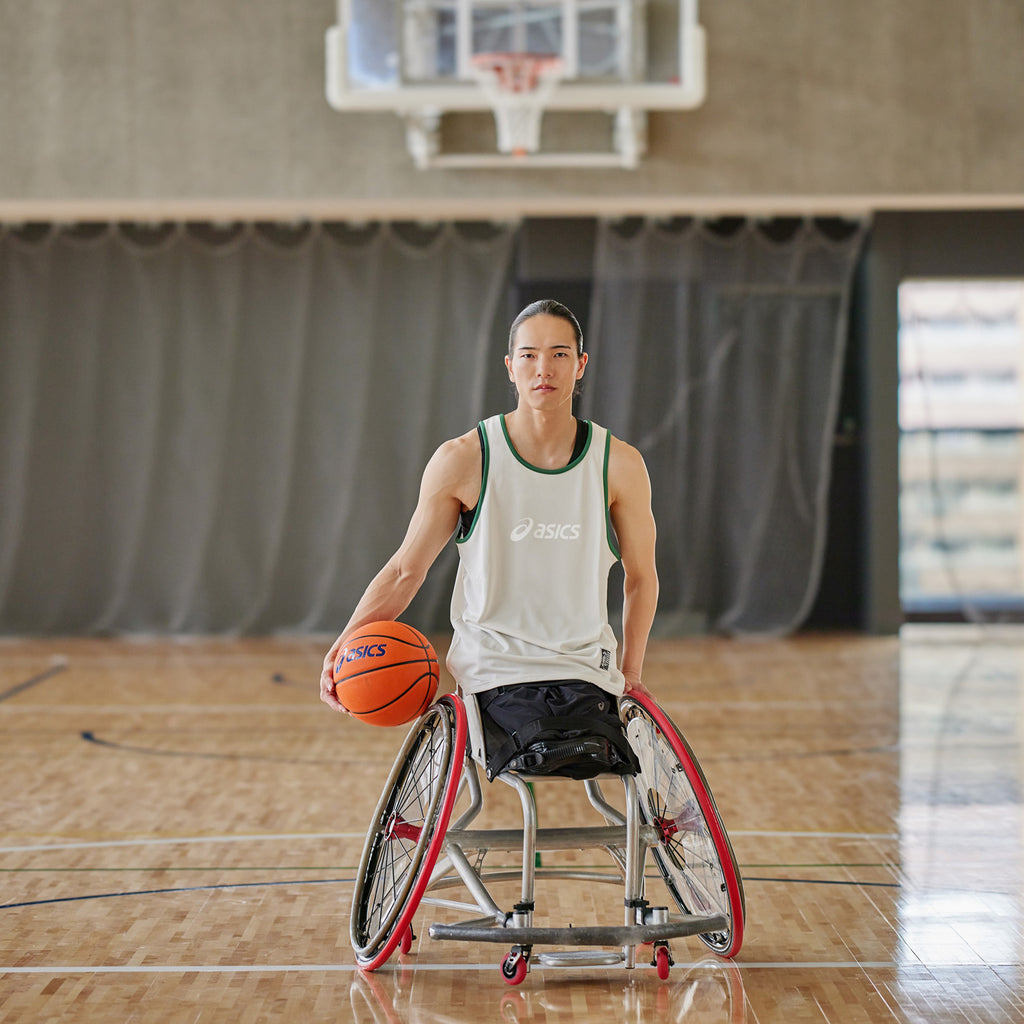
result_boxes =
[447,414,625,696]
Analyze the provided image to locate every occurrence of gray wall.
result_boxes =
[2,1,1023,219]
[3,3,1024,634]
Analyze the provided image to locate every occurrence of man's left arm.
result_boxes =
[608,437,659,695]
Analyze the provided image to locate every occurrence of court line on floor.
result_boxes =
[0,961,979,975]
[743,875,899,888]
[2,877,352,910]
[2,871,901,913]
[0,705,318,713]
[0,833,363,854]
[79,730,344,765]
[731,830,898,840]
[0,828,897,855]
[0,660,68,703]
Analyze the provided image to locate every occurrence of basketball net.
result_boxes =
[470,52,564,158]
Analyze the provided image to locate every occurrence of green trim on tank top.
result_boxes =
[499,413,593,474]
[603,430,621,560]
[456,422,490,545]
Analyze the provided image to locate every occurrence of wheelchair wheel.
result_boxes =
[350,695,466,970]
[620,693,745,958]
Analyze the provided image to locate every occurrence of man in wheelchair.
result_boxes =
[320,301,745,978]
[320,298,659,777]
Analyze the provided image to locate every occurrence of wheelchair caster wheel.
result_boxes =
[399,925,414,955]
[501,949,529,985]
[653,944,672,981]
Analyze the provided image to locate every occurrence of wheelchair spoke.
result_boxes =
[362,834,409,939]
[360,742,440,939]
[350,699,467,968]
[621,696,745,958]
[644,752,725,915]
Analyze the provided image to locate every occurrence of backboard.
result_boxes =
[325,1,706,168]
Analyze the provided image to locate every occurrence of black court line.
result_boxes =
[0,661,68,703]
[1,872,897,912]
[743,875,900,888]
[79,731,347,767]
[1,876,355,911]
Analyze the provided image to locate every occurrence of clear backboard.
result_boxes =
[325,1,706,168]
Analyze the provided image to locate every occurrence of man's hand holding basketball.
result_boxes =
[320,639,347,713]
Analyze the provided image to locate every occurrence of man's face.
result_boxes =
[505,314,586,408]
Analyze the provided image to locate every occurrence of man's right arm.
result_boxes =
[319,431,480,712]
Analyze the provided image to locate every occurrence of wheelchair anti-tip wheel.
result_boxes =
[500,947,530,986]
[350,695,466,970]
[620,694,745,958]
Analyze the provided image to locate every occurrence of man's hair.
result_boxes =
[508,299,584,357]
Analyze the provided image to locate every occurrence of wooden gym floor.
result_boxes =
[2,626,1023,1023]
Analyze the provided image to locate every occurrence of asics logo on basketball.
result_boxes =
[510,517,581,542]
[343,643,387,663]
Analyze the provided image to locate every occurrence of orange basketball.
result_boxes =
[332,621,439,727]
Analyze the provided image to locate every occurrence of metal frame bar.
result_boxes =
[420,761,726,963]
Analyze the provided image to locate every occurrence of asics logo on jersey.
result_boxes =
[510,517,582,542]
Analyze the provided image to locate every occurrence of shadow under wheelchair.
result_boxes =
[348,689,745,985]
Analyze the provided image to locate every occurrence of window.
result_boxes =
[898,280,1024,616]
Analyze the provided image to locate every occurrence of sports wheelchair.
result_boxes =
[349,689,745,984]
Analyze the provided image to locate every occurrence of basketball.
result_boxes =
[332,621,439,727]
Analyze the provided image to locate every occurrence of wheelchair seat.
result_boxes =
[348,689,745,984]
[464,682,638,780]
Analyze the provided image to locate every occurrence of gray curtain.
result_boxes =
[581,218,866,635]
[0,217,863,637]
[0,221,516,634]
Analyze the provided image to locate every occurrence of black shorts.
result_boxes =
[476,680,639,780]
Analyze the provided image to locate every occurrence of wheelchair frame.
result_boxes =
[349,690,744,984]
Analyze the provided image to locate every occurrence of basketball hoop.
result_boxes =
[470,52,564,158]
